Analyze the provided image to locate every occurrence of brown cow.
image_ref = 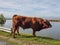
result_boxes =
[11,15,52,38]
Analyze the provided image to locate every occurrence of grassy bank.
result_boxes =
[0,30,60,45]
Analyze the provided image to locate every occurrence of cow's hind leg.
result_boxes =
[33,30,36,37]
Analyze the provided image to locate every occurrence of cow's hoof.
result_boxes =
[12,36,16,38]
[13,36,16,38]
[33,35,36,37]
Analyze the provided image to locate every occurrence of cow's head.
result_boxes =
[42,19,52,29]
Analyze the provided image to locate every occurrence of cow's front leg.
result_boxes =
[33,30,36,37]
[17,27,20,36]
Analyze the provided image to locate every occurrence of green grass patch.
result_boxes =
[0,30,60,45]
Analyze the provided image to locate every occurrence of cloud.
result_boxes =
[0,0,60,17]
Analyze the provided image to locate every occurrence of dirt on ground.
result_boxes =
[0,35,39,45]
[0,40,11,45]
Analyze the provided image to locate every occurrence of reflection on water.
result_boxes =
[2,20,60,40]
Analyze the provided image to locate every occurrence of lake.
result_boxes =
[1,20,60,40]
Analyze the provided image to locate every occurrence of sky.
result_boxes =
[0,0,60,18]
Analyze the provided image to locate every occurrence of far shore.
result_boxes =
[49,20,60,22]
[6,18,60,22]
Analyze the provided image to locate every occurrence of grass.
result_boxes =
[0,30,60,45]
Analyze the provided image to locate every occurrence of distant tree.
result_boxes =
[0,14,6,24]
